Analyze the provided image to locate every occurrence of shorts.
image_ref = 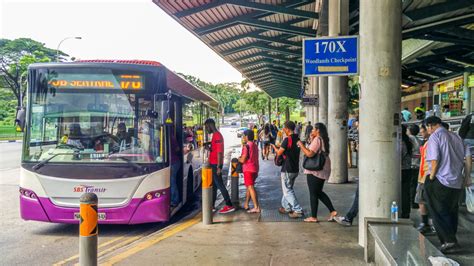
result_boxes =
[244,172,258,186]
[414,183,425,204]
[263,141,271,146]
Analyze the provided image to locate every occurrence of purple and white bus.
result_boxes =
[19,60,219,224]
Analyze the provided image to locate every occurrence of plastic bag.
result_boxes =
[428,256,459,266]
[466,186,474,213]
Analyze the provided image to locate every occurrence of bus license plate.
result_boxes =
[74,212,106,220]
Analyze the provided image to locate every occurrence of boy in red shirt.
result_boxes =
[239,130,260,213]
[204,118,235,214]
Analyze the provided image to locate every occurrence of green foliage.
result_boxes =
[178,73,240,113]
[348,78,360,113]
[0,88,18,125]
[0,38,66,106]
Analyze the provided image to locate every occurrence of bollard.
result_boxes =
[202,163,213,225]
[79,193,98,266]
[230,158,240,206]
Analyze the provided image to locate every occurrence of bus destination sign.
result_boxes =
[48,74,145,90]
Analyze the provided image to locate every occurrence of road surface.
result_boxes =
[0,126,241,265]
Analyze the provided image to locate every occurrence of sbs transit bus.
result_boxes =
[18,60,220,224]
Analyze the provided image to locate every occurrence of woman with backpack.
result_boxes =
[298,123,337,223]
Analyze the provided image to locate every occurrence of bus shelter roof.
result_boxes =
[154,0,474,98]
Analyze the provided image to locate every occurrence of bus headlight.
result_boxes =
[19,188,38,200]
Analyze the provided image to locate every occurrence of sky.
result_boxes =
[0,0,244,84]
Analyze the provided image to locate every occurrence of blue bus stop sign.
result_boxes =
[303,36,359,76]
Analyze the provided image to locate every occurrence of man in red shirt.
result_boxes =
[204,119,235,214]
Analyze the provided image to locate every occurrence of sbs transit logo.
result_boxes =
[73,185,107,193]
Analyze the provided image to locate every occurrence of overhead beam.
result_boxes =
[230,52,301,65]
[229,1,318,19]
[427,62,464,73]
[403,13,474,39]
[244,66,300,76]
[445,56,474,67]
[238,60,301,71]
[196,16,316,36]
[252,74,300,83]
[251,74,299,83]
[438,27,474,41]
[417,33,474,46]
[222,42,301,56]
[404,0,473,21]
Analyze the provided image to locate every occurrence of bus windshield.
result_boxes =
[23,67,167,165]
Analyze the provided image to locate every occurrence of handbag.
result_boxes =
[302,138,326,171]
[466,186,474,213]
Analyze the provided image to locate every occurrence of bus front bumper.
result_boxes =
[19,188,171,224]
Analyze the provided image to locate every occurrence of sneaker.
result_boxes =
[335,216,352,226]
[288,211,303,218]
[218,205,236,214]
[416,223,430,233]
[278,207,290,214]
[440,242,459,253]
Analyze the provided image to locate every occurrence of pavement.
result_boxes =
[99,155,366,265]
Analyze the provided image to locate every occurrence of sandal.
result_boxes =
[327,211,338,222]
[247,208,261,213]
[304,217,319,223]
[243,205,250,211]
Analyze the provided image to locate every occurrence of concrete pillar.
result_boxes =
[318,0,329,126]
[268,96,272,123]
[327,0,349,184]
[305,76,319,123]
[464,72,471,114]
[358,0,402,246]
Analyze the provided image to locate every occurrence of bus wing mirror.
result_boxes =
[15,107,26,132]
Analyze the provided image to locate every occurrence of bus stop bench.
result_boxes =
[364,217,445,265]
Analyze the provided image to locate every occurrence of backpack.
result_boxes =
[235,144,250,173]
[275,136,292,166]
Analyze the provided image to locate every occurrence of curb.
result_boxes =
[0,140,22,143]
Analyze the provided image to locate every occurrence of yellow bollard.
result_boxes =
[79,192,98,266]
[202,163,213,225]
[230,158,240,205]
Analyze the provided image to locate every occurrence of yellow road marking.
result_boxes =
[101,214,201,265]
[53,235,129,265]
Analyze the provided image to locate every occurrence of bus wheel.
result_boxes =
[186,167,194,200]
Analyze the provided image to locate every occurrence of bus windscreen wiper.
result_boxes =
[32,152,78,170]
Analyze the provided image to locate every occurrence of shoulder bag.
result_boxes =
[302,138,326,171]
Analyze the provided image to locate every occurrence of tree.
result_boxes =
[0,38,67,106]
[348,78,360,113]
[278,97,301,122]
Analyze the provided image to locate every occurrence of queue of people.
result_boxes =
[204,114,472,253]
[206,119,338,224]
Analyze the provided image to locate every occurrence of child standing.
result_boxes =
[239,130,260,213]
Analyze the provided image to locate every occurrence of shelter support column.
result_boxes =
[327,0,348,184]
[268,96,272,123]
[359,0,402,246]
[464,72,471,114]
[305,77,319,123]
[318,0,329,126]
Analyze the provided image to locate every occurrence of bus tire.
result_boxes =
[186,166,194,200]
